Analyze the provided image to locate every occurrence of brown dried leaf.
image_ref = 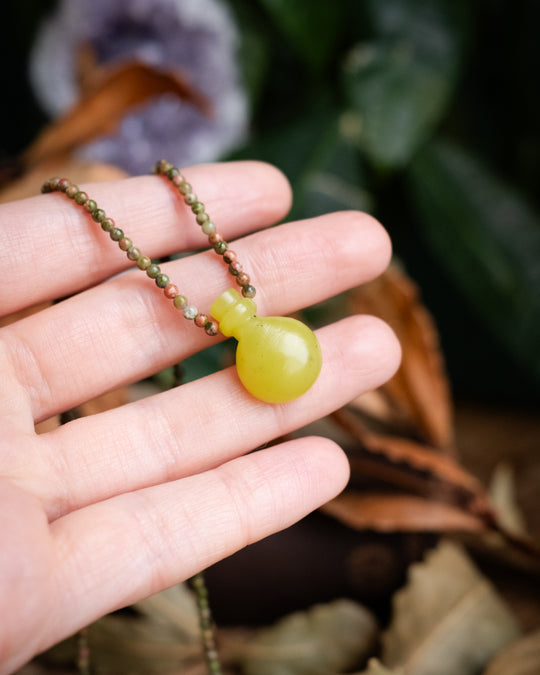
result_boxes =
[0,159,127,204]
[334,409,492,519]
[483,629,540,675]
[23,60,211,167]
[348,264,453,450]
[382,541,520,675]
[323,493,485,533]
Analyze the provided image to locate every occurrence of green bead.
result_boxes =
[127,246,141,261]
[119,237,132,251]
[137,256,151,270]
[173,295,188,309]
[74,191,88,205]
[155,273,169,288]
[202,221,216,235]
[196,212,210,225]
[92,208,106,223]
[146,263,160,279]
[242,284,256,298]
[110,228,124,241]
[101,218,114,232]
[178,181,191,195]
[84,199,97,212]
[166,167,180,179]
[184,193,197,206]
[191,201,205,214]
[214,240,228,255]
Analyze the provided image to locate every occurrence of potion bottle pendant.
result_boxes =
[211,289,322,403]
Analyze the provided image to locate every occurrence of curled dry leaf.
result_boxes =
[23,60,211,167]
[323,493,485,533]
[381,541,520,675]
[238,599,378,675]
[483,628,540,675]
[347,264,453,451]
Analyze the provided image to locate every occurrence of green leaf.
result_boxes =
[382,541,520,675]
[343,0,469,168]
[240,599,378,675]
[407,139,540,385]
[257,0,343,71]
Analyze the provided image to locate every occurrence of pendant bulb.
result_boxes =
[211,289,322,403]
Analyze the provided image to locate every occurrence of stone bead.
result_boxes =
[91,208,106,223]
[58,178,70,192]
[48,177,61,190]
[184,192,197,206]
[228,260,242,276]
[101,217,115,232]
[183,305,198,320]
[119,237,132,251]
[164,283,178,299]
[191,201,205,214]
[110,228,124,241]
[205,321,219,336]
[171,174,183,186]
[173,294,188,310]
[214,240,228,255]
[236,272,250,287]
[155,159,172,174]
[202,221,216,235]
[242,284,256,298]
[155,273,169,288]
[146,264,160,279]
[194,313,208,328]
[178,180,191,195]
[196,212,210,225]
[74,191,88,205]
[166,167,180,179]
[223,250,237,264]
[127,246,141,261]
[137,256,151,270]
[83,199,97,213]
[66,185,79,198]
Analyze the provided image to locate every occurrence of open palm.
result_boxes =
[0,162,400,672]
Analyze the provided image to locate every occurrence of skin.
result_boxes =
[0,161,401,672]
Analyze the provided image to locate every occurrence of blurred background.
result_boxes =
[2,1,540,673]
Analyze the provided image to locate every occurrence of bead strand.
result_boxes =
[153,160,257,300]
[41,176,219,336]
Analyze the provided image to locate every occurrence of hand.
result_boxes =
[0,161,400,672]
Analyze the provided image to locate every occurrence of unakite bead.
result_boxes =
[191,201,205,214]
[242,284,256,298]
[119,237,132,251]
[83,199,97,213]
[178,181,191,195]
[66,185,78,198]
[137,256,151,270]
[183,305,198,320]
[110,228,124,241]
[173,295,188,309]
[155,273,169,288]
[196,212,210,225]
[214,241,227,255]
[74,191,88,205]
[146,264,160,279]
[127,246,141,261]
[202,221,216,235]
[92,208,106,223]
[166,167,180,179]
[184,193,197,205]
[101,218,114,232]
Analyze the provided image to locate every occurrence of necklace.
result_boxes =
[41,161,322,403]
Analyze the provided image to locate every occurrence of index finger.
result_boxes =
[0,161,292,316]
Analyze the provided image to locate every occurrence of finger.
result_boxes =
[42,436,350,653]
[3,210,392,422]
[22,315,400,519]
[0,161,292,316]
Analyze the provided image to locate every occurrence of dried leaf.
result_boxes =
[347,264,453,450]
[134,584,200,638]
[0,159,127,204]
[382,541,520,675]
[489,463,528,537]
[24,60,211,166]
[239,599,378,675]
[323,493,485,533]
[483,629,540,675]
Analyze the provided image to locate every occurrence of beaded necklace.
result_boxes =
[42,160,322,403]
